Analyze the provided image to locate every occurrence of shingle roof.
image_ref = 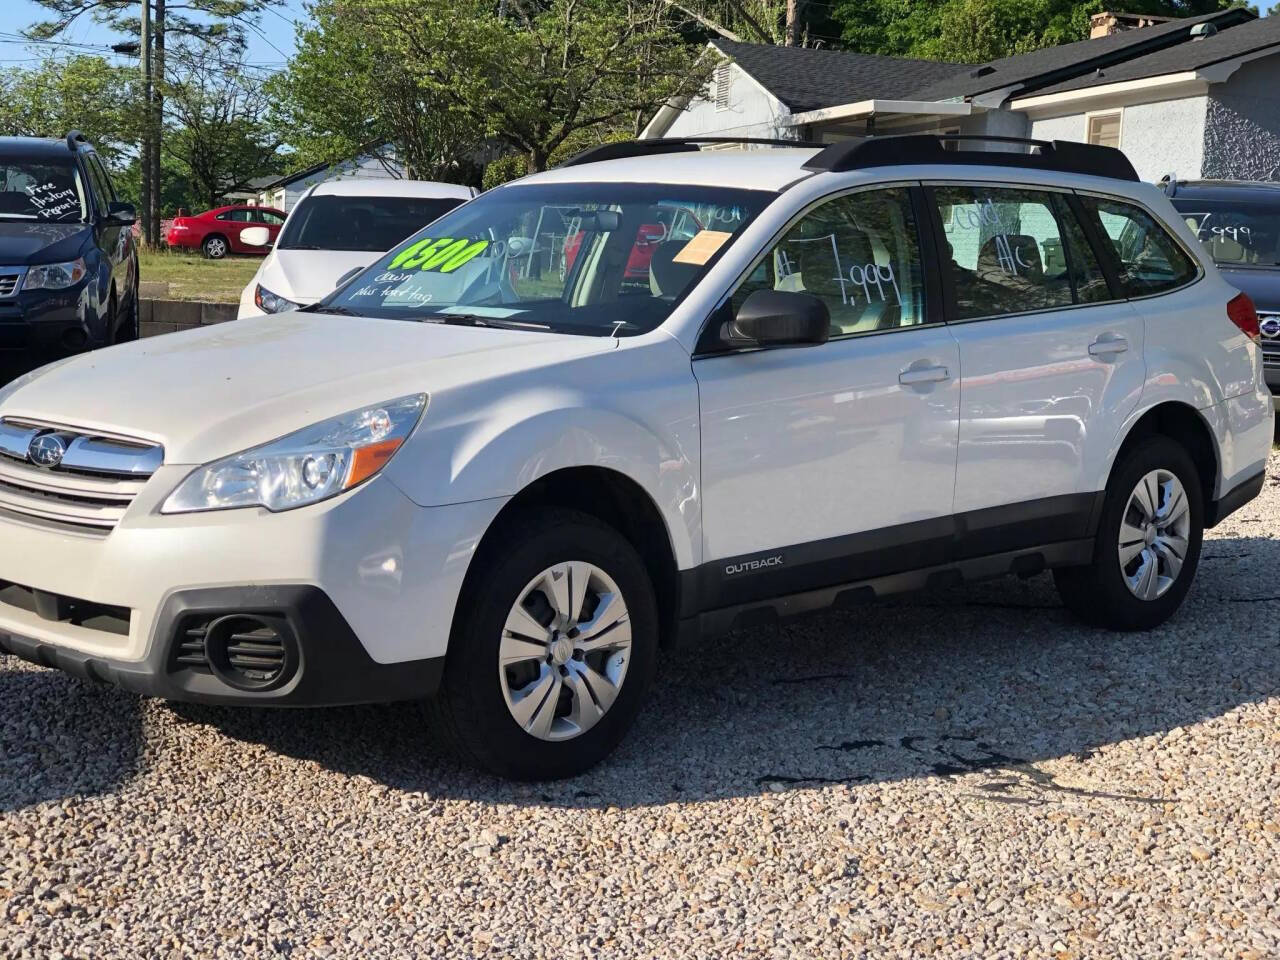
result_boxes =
[906,7,1254,103]
[712,40,967,113]
[1027,14,1280,96]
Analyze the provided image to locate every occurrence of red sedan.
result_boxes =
[165,205,287,259]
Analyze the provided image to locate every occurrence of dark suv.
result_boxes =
[0,131,139,375]
[1164,177,1280,404]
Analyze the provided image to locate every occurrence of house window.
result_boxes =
[1086,111,1122,148]
[714,63,731,111]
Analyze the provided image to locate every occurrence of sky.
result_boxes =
[1,0,309,75]
[2,0,1276,73]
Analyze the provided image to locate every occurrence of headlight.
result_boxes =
[24,257,87,291]
[162,394,427,514]
[254,284,298,314]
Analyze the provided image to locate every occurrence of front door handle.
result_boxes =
[1088,335,1129,357]
[898,365,950,385]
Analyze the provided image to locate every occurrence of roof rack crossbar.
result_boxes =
[802,134,1138,182]
[559,136,825,168]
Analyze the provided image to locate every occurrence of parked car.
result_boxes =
[0,136,1270,780]
[0,130,139,373]
[237,180,476,319]
[165,204,287,259]
[1164,177,1280,406]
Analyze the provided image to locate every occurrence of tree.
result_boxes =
[163,46,283,209]
[835,0,1244,62]
[377,0,715,174]
[0,56,139,171]
[266,1,482,183]
[26,0,285,244]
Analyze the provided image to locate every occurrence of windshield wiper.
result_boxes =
[417,312,551,331]
[305,304,362,316]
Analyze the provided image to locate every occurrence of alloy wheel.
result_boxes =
[1118,468,1191,601]
[498,562,632,742]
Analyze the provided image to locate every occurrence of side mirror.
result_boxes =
[721,289,830,348]
[105,201,136,226]
[239,225,272,247]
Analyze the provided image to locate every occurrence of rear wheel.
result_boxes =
[1055,436,1203,630]
[202,235,228,259]
[429,508,658,779]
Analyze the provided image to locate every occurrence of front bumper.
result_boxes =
[0,584,444,705]
[0,470,507,702]
[0,281,95,359]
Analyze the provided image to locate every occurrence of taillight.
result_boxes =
[1228,292,1260,342]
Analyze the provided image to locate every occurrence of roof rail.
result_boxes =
[803,134,1139,182]
[559,137,825,168]
[65,130,87,152]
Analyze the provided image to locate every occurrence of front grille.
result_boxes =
[0,579,130,636]
[0,271,22,298]
[0,419,162,532]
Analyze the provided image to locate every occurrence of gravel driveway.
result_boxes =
[4,455,1279,959]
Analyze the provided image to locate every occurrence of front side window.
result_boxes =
[731,187,927,336]
[1176,204,1280,268]
[256,209,286,226]
[317,182,772,336]
[934,186,1106,320]
[0,160,87,223]
[278,194,467,252]
[1079,196,1198,297]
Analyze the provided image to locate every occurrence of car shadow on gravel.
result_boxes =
[0,662,145,812]
[149,533,1280,809]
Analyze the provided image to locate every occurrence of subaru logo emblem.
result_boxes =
[27,432,68,468]
[1260,317,1280,339]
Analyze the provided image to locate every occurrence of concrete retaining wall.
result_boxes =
[140,299,238,339]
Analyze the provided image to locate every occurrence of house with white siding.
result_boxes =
[254,148,406,212]
[644,9,1280,183]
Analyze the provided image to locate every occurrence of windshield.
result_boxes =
[0,160,87,223]
[1177,204,1280,267]
[314,182,773,336]
[278,193,468,252]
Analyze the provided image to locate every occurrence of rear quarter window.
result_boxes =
[1078,196,1198,297]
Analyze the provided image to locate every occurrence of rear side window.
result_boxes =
[1079,196,1198,297]
[933,186,1107,320]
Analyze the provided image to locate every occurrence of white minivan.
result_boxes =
[0,135,1270,779]
[236,178,475,318]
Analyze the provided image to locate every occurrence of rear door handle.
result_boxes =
[898,365,950,385]
[1089,335,1129,357]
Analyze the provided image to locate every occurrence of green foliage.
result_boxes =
[277,0,714,181]
[835,0,1241,62]
[25,0,286,48]
[0,56,139,170]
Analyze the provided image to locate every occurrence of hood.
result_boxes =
[0,312,611,464]
[0,220,91,266]
[1217,265,1280,314]
[259,249,382,304]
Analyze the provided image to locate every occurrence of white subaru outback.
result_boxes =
[0,135,1271,779]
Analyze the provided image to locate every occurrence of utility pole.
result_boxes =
[139,0,153,246]
[149,0,165,247]
[785,0,800,46]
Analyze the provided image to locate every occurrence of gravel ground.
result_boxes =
[3,459,1280,959]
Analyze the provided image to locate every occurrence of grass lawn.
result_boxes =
[139,249,263,303]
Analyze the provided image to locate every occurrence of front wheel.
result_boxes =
[429,509,659,779]
[1055,436,1203,631]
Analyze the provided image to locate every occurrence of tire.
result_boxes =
[1055,436,1203,631]
[429,508,659,779]
[114,281,139,343]
[202,235,228,259]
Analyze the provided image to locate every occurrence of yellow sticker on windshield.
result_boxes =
[672,230,732,266]
[388,237,490,272]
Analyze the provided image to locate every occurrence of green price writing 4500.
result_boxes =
[388,237,490,273]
